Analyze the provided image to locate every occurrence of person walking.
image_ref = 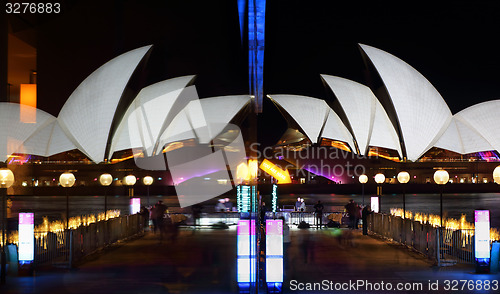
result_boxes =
[344,199,357,229]
[362,205,373,235]
[313,200,324,229]
[354,203,362,229]
[191,203,203,229]
[138,206,150,231]
[150,200,168,235]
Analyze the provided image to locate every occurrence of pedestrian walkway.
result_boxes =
[285,228,499,293]
[2,227,499,293]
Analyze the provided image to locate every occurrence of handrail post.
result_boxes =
[68,230,73,269]
[436,228,441,267]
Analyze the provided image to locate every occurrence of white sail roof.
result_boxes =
[158,95,251,148]
[369,99,403,157]
[321,75,402,157]
[21,119,78,157]
[109,76,196,157]
[453,100,500,154]
[57,45,152,163]
[434,117,493,154]
[321,109,356,152]
[269,95,330,144]
[0,103,55,161]
[360,44,453,161]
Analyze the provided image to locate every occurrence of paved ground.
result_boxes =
[2,226,499,294]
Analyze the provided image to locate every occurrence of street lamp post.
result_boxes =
[124,175,136,198]
[143,176,153,207]
[433,169,449,228]
[397,171,410,244]
[374,173,385,212]
[99,173,113,220]
[0,168,14,285]
[359,174,368,206]
[397,171,410,219]
[60,172,75,229]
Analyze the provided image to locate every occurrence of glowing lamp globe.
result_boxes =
[143,176,154,186]
[124,175,136,186]
[99,173,113,186]
[359,174,368,184]
[493,165,500,184]
[59,172,75,188]
[0,168,15,188]
[433,169,449,185]
[374,173,385,184]
[397,171,410,184]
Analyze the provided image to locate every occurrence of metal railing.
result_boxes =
[368,213,438,262]
[368,213,480,264]
[439,228,475,264]
[33,214,143,268]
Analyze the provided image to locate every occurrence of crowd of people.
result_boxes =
[139,200,179,243]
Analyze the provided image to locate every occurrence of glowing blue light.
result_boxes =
[271,184,278,212]
[238,0,266,113]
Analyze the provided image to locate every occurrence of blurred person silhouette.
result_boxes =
[313,200,324,229]
[345,199,358,229]
[299,198,306,222]
[224,197,232,211]
[215,199,226,212]
[362,205,373,235]
[295,197,301,211]
[150,200,168,236]
[355,203,362,229]
[191,203,203,229]
[260,202,267,222]
[138,206,150,230]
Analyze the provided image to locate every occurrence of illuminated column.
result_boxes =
[474,210,491,273]
[237,220,256,291]
[370,196,379,213]
[266,219,283,292]
[60,172,75,229]
[0,168,14,284]
[238,0,267,113]
[18,213,34,267]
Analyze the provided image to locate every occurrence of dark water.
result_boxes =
[8,192,500,229]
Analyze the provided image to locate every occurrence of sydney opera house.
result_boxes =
[2,43,500,192]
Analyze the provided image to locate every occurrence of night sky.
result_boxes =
[24,0,500,147]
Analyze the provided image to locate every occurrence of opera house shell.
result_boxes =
[1,45,251,166]
[270,44,500,162]
[1,43,499,168]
